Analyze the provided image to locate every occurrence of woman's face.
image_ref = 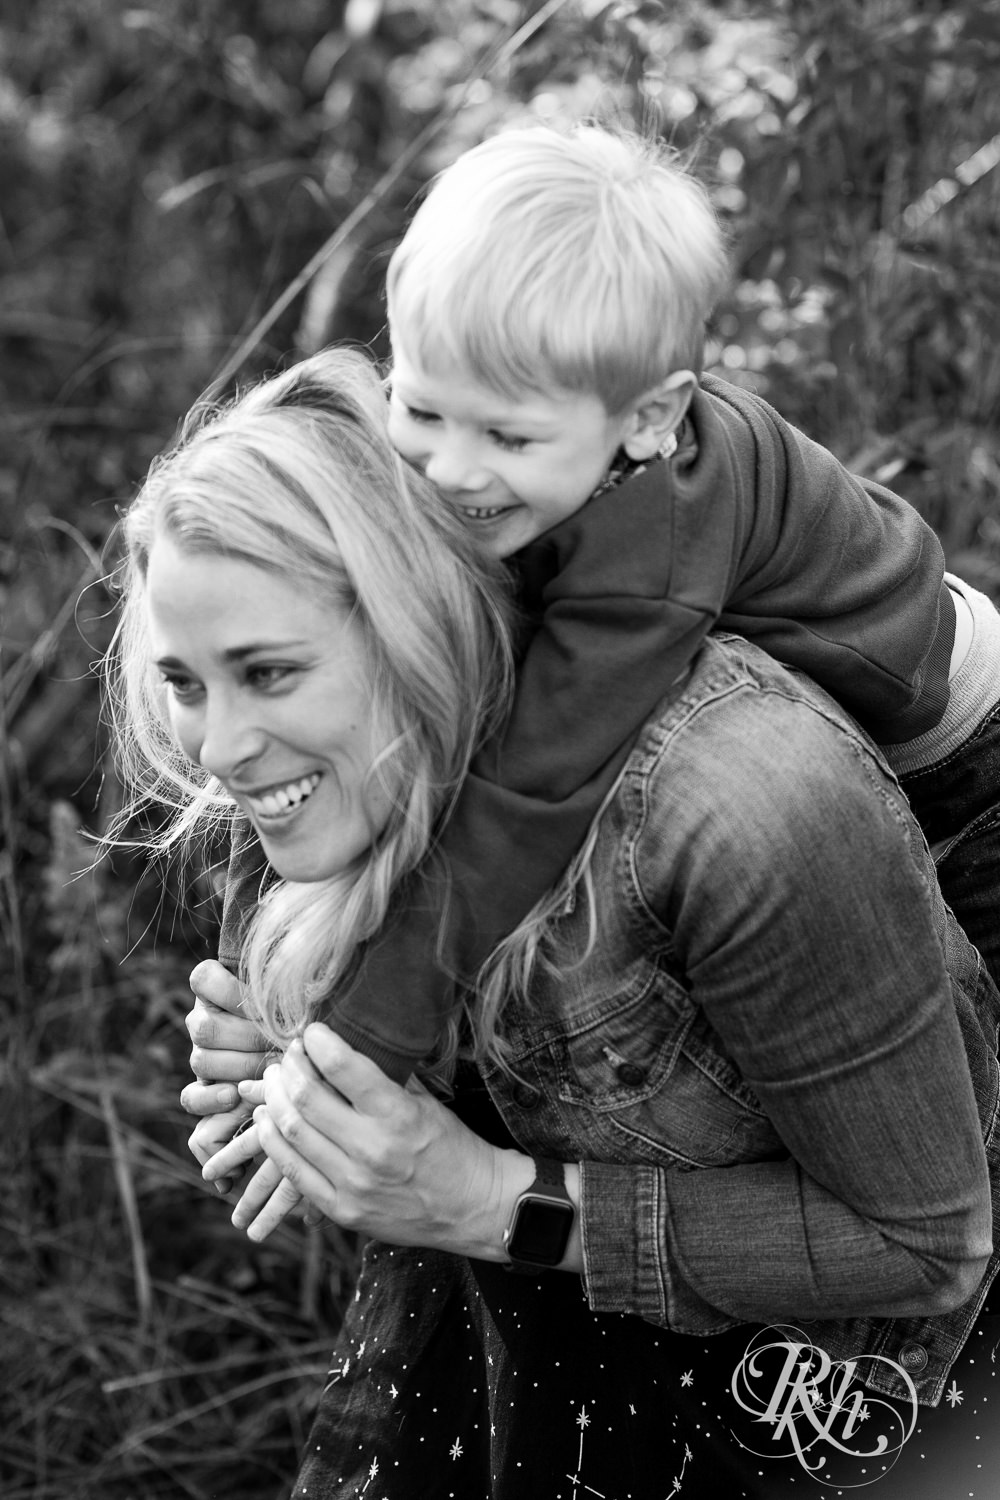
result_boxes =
[145,535,397,883]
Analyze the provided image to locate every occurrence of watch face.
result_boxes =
[508,1194,575,1266]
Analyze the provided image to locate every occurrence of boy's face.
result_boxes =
[388,340,637,558]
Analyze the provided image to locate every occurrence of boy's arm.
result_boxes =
[332,466,726,1079]
[695,374,956,744]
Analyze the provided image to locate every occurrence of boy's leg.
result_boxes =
[901,697,1000,989]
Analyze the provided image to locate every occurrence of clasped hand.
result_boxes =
[182,961,506,1250]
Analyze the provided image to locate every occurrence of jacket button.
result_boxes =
[897,1342,928,1373]
[616,1062,647,1086]
[512,1083,542,1110]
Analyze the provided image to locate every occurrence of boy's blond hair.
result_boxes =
[386,123,729,414]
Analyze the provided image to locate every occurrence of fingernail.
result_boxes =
[214,1177,232,1194]
[218,1087,239,1109]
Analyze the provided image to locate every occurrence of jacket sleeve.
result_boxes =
[578,664,992,1330]
[693,376,955,744]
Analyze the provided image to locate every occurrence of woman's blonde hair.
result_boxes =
[386,122,729,413]
[105,346,512,1048]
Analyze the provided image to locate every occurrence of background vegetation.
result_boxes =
[3,0,999,1495]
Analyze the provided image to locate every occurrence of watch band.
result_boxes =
[531,1157,570,1193]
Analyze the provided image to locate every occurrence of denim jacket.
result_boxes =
[479,634,1000,1407]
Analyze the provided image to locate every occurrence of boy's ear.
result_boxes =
[621,370,697,461]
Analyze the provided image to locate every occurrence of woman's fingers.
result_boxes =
[230,1158,304,1240]
[253,1101,346,1226]
[188,1104,253,1167]
[180,1078,242,1116]
[186,998,272,1079]
[299,1023,399,1117]
[188,959,245,1012]
[186,960,273,1081]
[201,1118,264,1181]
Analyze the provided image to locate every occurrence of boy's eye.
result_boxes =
[489,431,529,453]
[404,403,439,425]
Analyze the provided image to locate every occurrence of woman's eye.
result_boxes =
[405,403,438,425]
[247,664,293,689]
[159,671,202,703]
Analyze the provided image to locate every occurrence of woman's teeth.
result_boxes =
[247,773,320,818]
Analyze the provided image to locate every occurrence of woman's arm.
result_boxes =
[580,660,992,1331]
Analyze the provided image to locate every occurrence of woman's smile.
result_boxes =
[144,537,397,884]
[239,771,323,823]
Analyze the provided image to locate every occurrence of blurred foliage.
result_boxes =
[2,0,999,1495]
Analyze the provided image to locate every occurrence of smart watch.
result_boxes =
[503,1157,575,1271]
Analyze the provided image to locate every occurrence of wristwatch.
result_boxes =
[503,1157,575,1271]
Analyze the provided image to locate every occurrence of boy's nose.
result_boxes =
[423,436,489,493]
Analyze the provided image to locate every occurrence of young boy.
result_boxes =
[220,123,1000,1084]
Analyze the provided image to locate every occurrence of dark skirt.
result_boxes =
[292,1240,1000,1500]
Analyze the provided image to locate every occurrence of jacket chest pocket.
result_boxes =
[549,981,784,1169]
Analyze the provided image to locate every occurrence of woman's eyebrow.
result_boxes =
[153,641,310,668]
[221,640,310,659]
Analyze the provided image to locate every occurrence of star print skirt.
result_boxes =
[291,1243,1000,1500]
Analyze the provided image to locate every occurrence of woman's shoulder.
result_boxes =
[623,633,904,871]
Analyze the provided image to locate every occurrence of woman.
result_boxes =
[107,345,510,1042]
[109,349,1000,1497]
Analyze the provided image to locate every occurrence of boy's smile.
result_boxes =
[388,340,642,558]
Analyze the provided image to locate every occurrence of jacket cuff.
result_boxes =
[579,1159,737,1335]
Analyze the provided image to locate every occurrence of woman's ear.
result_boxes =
[621,370,697,461]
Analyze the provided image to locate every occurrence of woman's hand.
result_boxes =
[180,959,281,1196]
[204,1022,535,1252]
[181,959,273,1103]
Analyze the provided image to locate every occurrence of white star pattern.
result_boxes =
[566,1406,607,1499]
[389,1384,398,1400]
[666,1442,693,1496]
[680,1370,694,1388]
[945,1380,964,1408]
[449,1438,463,1461]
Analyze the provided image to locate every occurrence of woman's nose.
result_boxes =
[195,697,266,783]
